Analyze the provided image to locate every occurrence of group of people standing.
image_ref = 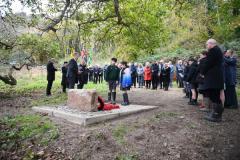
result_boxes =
[177,39,238,122]
[129,61,174,91]
[46,52,106,96]
[46,38,238,122]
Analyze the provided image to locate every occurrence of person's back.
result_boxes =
[106,65,120,82]
[67,53,80,89]
[202,46,224,90]
[151,63,159,75]
[187,61,198,84]
[47,61,57,81]
[46,60,57,96]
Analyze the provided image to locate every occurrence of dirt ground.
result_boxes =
[1,87,240,160]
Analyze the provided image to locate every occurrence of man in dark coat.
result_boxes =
[77,61,88,89]
[67,52,80,89]
[183,61,190,98]
[46,59,57,96]
[224,50,238,108]
[88,67,94,82]
[201,39,224,122]
[130,63,137,88]
[98,67,103,83]
[61,61,68,93]
[158,60,164,89]
[105,58,120,104]
[93,66,99,84]
[162,63,171,91]
[151,61,159,90]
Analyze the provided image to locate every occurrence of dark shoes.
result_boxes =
[205,103,224,122]
[121,93,129,106]
[107,92,116,104]
[188,99,198,106]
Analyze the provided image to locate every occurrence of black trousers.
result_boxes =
[68,78,76,89]
[152,74,158,89]
[146,80,151,89]
[132,76,137,87]
[224,85,238,108]
[99,75,103,83]
[94,75,98,84]
[77,83,84,89]
[46,80,53,95]
[159,76,163,88]
[62,83,67,92]
[163,80,169,90]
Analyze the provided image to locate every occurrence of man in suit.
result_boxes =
[61,61,68,93]
[202,39,224,122]
[67,52,80,89]
[46,59,57,96]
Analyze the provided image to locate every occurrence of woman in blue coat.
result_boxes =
[224,50,238,109]
[119,61,132,106]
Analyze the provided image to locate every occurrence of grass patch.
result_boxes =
[112,124,131,145]
[116,154,138,160]
[0,114,59,153]
[236,86,240,98]
[0,70,108,106]
[31,92,68,106]
[185,122,198,129]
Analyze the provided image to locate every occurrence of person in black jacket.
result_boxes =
[151,61,159,90]
[224,50,238,109]
[98,67,103,83]
[158,60,164,89]
[198,51,210,111]
[183,61,190,98]
[162,63,171,91]
[202,39,224,122]
[187,58,199,105]
[93,66,99,84]
[130,63,137,88]
[61,62,68,93]
[105,58,120,104]
[46,59,57,96]
[77,61,88,89]
[67,52,80,89]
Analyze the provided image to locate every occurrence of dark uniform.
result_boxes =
[98,67,103,83]
[105,64,120,103]
[162,66,170,91]
[46,61,57,96]
[61,65,68,92]
[67,58,78,89]
[93,67,99,84]
[151,63,159,90]
[77,64,88,89]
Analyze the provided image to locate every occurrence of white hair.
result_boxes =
[207,39,217,45]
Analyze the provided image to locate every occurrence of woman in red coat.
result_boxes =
[144,62,152,89]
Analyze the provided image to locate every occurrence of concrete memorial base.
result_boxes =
[32,104,158,126]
